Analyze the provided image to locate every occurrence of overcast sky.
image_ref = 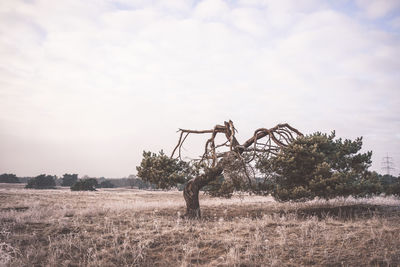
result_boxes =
[1,0,399,178]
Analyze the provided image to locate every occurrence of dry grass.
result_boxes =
[1,183,400,266]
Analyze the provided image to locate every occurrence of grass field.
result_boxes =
[1,183,400,266]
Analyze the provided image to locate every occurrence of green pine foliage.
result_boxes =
[0,173,20,183]
[257,131,382,202]
[61,174,78,186]
[70,178,98,191]
[98,180,115,188]
[203,175,235,198]
[136,150,193,189]
[25,174,56,189]
[382,175,400,197]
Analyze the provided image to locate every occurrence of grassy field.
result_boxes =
[1,183,400,266]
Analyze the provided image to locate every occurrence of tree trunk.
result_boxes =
[183,166,223,219]
[173,121,302,219]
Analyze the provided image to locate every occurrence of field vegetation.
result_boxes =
[1,183,400,266]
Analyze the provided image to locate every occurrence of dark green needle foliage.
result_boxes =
[257,131,382,202]
[61,174,78,187]
[70,178,98,191]
[136,150,194,189]
[25,174,56,189]
[0,173,20,183]
[98,180,115,188]
[383,175,400,197]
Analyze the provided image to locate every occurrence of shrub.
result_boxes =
[61,174,78,186]
[98,180,115,188]
[384,176,400,197]
[25,174,56,189]
[71,178,98,191]
[0,173,20,183]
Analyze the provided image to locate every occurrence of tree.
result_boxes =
[0,173,20,183]
[381,174,400,197]
[137,120,302,218]
[98,180,115,188]
[25,174,56,189]
[388,178,400,197]
[127,177,136,189]
[61,173,78,187]
[256,132,381,201]
[70,178,98,191]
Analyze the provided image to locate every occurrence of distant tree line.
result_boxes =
[0,173,20,183]
[70,178,98,191]
[0,172,156,191]
[25,174,56,189]
[2,166,398,196]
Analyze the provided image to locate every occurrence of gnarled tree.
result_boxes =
[137,121,386,219]
[166,120,301,218]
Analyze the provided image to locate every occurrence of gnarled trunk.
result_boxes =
[183,166,223,219]
[173,121,303,219]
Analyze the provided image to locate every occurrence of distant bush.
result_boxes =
[136,179,157,190]
[99,176,156,189]
[61,174,78,187]
[98,180,115,188]
[71,178,98,191]
[0,173,20,183]
[385,177,400,197]
[25,174,56,189]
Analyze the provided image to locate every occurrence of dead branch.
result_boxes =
[171,120,302,169]
[174,120,303,219]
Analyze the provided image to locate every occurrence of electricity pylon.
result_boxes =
[381,154,395,176]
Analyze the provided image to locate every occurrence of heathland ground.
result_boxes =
[1,183,400,266]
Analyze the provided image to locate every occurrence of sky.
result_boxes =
[0,0,399,178]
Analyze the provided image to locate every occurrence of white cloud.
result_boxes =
[0,0,399,176]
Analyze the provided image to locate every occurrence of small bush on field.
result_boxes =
[0,173,20,183]
[61,173,78,186]
[70,178,98,191]
[98,180,115,188]
[25,174,56,189]
[386,179,400,197]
